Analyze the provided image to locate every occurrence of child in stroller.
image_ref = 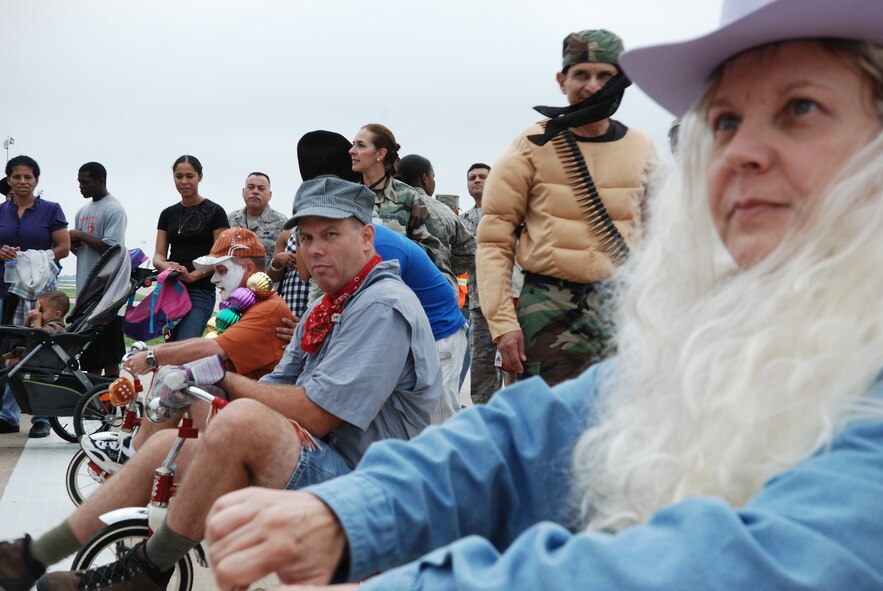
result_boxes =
[0,245,154,442]
[0,291,71,437]
[2,291,70,368]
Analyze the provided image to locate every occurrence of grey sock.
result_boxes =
[29,521,80,567]
[144,521,198,573]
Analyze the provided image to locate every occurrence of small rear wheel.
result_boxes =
[72,519,194,591]
[65,448,109,506]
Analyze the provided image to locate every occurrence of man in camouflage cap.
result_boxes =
[561,28,624,70]
[475,29,659,387]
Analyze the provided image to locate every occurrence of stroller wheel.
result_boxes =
[73,385,126,440]
[48,416,80,443]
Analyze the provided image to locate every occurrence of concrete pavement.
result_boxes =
[0,428,278,589]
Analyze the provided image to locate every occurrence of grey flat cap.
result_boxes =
[293,177,375,225]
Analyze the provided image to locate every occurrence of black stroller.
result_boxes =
[0,245,153,442]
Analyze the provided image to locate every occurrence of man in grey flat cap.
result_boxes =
[16,177,442,591]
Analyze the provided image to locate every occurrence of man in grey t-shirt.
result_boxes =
[22,177,442,591]
[70,161,127,375]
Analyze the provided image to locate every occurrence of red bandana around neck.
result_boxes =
[300,254,383,354]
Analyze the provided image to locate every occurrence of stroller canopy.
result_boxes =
[67,245,132,333]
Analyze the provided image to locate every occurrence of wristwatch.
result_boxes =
[145,349,157,369]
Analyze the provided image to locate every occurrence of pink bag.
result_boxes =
[123,269,192,341]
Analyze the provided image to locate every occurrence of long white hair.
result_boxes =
[572,48,883,532]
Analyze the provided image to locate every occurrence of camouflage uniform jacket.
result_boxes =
[477,119,658,340]
[459,206,484,310]
[228,206,288,269]
[373,178,443,266]
[462,205,525,313]
[413,187,476,293]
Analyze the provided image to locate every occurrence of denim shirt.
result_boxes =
[307,361,883,590]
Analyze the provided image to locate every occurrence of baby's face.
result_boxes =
[36,300,62,323]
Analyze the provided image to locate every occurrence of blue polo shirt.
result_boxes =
[0,197,68,295]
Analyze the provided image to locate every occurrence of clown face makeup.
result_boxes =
[212,260,246,301]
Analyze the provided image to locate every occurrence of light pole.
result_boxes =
[3,137,14,163]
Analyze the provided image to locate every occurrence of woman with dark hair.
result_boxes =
[0,155,70,438]
[395,154,436,197]
[396,153,475,424]
[349,124,442,263]
[395,153,476,289]
[153,155,228,340]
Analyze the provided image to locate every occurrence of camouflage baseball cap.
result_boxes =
[562,29,624,71]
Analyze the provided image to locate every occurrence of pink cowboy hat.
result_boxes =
[620,0,883,116]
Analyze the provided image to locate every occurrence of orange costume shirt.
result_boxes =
[215,293,292,379]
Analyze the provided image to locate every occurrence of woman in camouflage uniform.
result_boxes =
[349,124,442,263]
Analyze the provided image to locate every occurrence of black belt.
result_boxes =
[523,271,589,292]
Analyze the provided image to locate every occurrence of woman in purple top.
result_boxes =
[0,156,70,290]
[0,155,70,438]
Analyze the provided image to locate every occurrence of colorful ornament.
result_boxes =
[203,316,220,338]
[246,272,273,300]
[220,287,257,312]
[212,274,271,334]
[215,308,241,334]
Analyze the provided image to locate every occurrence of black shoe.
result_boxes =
[28,423,51,439]
[0,419,19,434]
[0,535,46,591]
[36,541,173,591]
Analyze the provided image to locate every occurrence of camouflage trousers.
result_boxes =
[517,274,617,386]
[469,308,503,405]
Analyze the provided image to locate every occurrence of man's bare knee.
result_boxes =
[202,399,278,449]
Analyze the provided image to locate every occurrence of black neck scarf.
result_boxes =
[528,73,632,146]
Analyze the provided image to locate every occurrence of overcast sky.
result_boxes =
[1,0,722,276]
